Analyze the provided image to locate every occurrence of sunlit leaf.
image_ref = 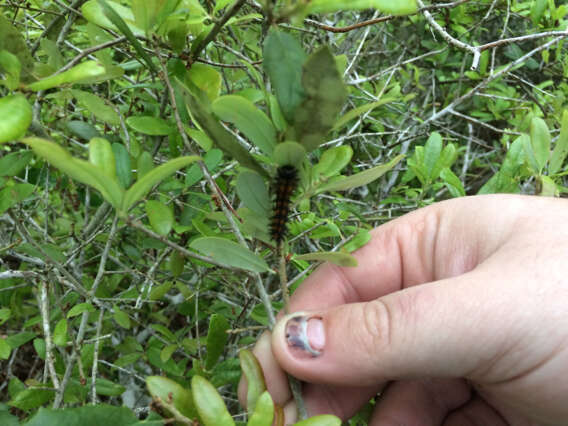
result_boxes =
[27,61,107,91]
[191,375,234,426]
[0,94,32,143]
[239,349,266,413]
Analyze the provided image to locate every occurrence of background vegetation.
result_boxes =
[1,0,567,424]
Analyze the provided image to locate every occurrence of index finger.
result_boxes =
[287,194,518,313]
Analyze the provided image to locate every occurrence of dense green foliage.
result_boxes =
[1,0,568,424]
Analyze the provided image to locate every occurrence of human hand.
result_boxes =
[239,194,568,425]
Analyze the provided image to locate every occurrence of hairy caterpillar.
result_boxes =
[270,165,298,245]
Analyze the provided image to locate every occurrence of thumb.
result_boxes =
[271,272,507,386]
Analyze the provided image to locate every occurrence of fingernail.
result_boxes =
[285,314,325,357]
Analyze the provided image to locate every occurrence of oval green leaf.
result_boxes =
[313,146,353,179]
[145,200,173,236]
[0,94,32,143]
[263,30,307,123]
[190,237,270,273]
[530,117,551,173]
[26,61,106,91]
[21,137,124,209]
[89,137,116,178]
[205,314,230,370]
[273,141,306,167]
[212,95,276,155]
[317,154,403,193]
[239,349,267,413]
[147,375,198,420]
[247,391,274,426]
[126,116,174,135]
[236,170,269,216]
[122,155,200,212]
[191,375,234,426]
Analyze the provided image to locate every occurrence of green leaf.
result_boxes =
[191,375,235,426]
[150,323,177,342]
[0,15,34,83]
[440,168,465,197]
[205,314,230,370]
[550,110,568,174]
[92,378,126,396]
[27,61,107,91]
[112,143,132,188]
[263,30,307,123]
[0,94,32,143]
[313,146,353,179]
[272,141,306,167]
[236,170,269,216]
[53,319,68,346]
[6,332,36,349]
[0,50,21,90]
[294,251,358,267]
[113,306,131,329]
[190,237,271,273]
[26,405,140,426]
[147,376,198,421]
[145,200,174,236]
[160,344,177,363]
[0,150,32,177]
[126,116,174,135]
[149,281,173,300]
[239,349,266,413]
[67,120,102,141]
[293,414,342,426]
[246,391,274,426]
[333,98,395,130]
[178,79,268,178]
[539,175,558,196]
[294,47,348,152]
[0,183,34,215]
[71,89,120,126]
[67,302,96,318]
[423,132,443,180]
[212,95,277,156]
[8,388,54,411]
[530,117,551,173]
[82,0,144,36]
[122,155,200,212]
[89,137,117,179]
[317,154,403,193]
[0,338,11,360]
[343,230,371,252]
[97,0,157,73]
[187,63,222,102]
[0,409,19,426]
[169,252,185,277]
[137,151,154,178]
[306,0,417,15]
[531,0,548,25]
[22,137,124,209]
[0,308,11,326]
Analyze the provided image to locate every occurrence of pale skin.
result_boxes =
[239,194,568,425]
